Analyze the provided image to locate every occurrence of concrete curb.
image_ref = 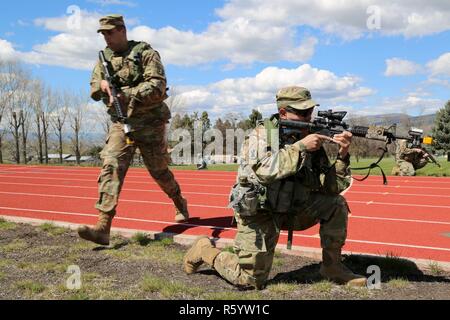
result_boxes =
[2,215,450,274]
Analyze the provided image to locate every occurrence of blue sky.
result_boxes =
[1,0,450,119]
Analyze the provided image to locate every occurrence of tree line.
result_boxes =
[1,58,448,166]
[0,60,102,165]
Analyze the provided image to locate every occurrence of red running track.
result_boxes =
[1,164,450,263]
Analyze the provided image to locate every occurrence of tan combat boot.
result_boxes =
[183,236,221,274]
[173,195,189,223]
[319,248,367,287]
[77,211,114,246]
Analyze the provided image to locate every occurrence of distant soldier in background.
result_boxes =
[78,14,189,246]
[391,139,431,176]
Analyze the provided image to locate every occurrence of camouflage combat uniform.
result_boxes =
[211,115,352,288]
[392,139,429,176]
[88,15,188,226]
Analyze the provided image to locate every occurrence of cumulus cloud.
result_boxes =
[384,58,422,76]
[218,0,450,40]
[350,94,444,117]
[171,64,375,117]
[12,1,450,70]
[16,7,318,70]
[0,39,16,61]
[427,52,450,76]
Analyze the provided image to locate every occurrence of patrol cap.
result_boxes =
[97,14,125,33]
[276,86,319,110]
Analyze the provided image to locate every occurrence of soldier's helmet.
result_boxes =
[276,86,320,110]
[97,14,125,33]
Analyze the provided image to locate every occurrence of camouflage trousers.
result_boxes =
[95,122,181,215]
[391,160,416,176]
[213,193,349,289]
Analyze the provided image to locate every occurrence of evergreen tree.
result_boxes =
[432,100,450,152]
[247,109,263,129]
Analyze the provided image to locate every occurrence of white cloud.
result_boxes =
[12,1,450,70]
[128,22,317,66]
[0,39,16,61]
[427,52,450,76]
[172,64,374,117]
[353,94,444,117]
[384,58,422,77]
[218,0,450,40]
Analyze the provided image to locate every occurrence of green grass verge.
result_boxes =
[16,280,47,295]
[0,218,16,230]
[38,223,68,236]
[351,157,449,177]
[141,274,204,298]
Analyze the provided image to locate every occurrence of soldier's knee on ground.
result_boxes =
[213,251,267,290]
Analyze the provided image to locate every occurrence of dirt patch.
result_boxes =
[0,221,449,300]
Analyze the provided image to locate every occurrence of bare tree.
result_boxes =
[68,92,88,165]
[0,60,27,163]
[50,90,69,164]
[95,104,111,136]
[7,74,29,164]
[29,80,45,163]
[164,87,187,115]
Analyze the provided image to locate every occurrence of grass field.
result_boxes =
[1,221,449,300]
[2,156,448,176]
[169,156,449,176]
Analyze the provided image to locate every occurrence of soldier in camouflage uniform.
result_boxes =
[78,15,189,246]
[184,86,367,289]
[391,139,430,176]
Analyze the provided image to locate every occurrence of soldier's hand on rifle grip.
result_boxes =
[300,134,333,152]
[332,131,352,158]
[100,80,114,105]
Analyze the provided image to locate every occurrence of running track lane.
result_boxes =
[0,164,450,262]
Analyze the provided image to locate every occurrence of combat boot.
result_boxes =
[184,236,221,274]
[319,248,367,287]
[173,195,189,223]
[77,211,114,246]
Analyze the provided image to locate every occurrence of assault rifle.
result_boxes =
[99,50,134,145]
[279,110,440,175]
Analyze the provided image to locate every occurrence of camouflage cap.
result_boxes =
[276,86,319,110]
[97,14,125,33]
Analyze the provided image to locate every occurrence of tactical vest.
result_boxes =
[103,41,171,128]
[230,116,330,216]
[103,41,149,88]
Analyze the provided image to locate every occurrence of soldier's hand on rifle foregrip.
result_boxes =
[300,134,333,152]
[332,131,352,158]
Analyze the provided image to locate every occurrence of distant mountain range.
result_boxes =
[348,113,436,135]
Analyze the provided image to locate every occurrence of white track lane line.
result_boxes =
[3,174,450,191]
[0,191,450,209]
[2,180,450,198]
[0,181,230,196]
[0,170,236,181]
[1,207,450,253]
[0,191,449,224]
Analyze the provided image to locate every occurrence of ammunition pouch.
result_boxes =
[228,180,267,217]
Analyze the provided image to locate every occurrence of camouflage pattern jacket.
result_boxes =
[90,40,170,130]
[395,139,428,170]
[231,115,352,215]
